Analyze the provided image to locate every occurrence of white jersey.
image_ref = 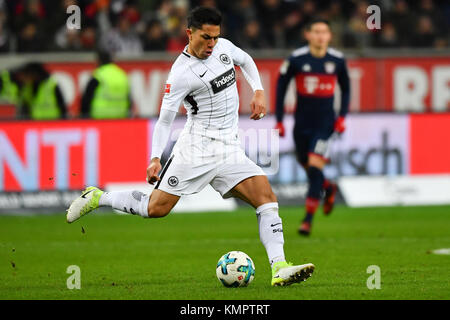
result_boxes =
[161,38,263,141]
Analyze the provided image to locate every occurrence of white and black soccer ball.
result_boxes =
[216,251,255,287]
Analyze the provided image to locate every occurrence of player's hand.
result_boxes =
[250,90,266,120]
[146,158,162,185]
[334,116,346,134]
[274,122,285,137]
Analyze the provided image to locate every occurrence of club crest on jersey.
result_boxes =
[280,60,290,74]
[302,64,311,72]
[168,176,179,187]
[219,54,231,65]
[324,62,336,73]
[164,83,171,94]
[210,68,236,94]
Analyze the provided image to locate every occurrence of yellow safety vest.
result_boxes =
[90,63,130,119]
[0,70,19,104]
[22,77,61,120]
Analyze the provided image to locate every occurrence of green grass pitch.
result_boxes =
[0,205,449,300]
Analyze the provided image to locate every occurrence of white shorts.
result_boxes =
[155,133,265,198]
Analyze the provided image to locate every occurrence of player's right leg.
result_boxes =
[66,186,104,223]
[66,187,180,223]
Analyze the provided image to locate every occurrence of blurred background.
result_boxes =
[0,0,448,54]
[0,0,449,212]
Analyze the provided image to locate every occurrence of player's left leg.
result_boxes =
[299,154,327,235]
[228,175,314,286]
[298,130,337,235]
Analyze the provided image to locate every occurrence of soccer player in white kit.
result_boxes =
[67,6,314,286]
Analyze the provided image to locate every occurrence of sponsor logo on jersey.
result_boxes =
[220,54,231,64]
[164,83,171,94]
[210,68,236,94]
[296,74,336,97]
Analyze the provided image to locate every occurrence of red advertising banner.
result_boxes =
[383,57,450,112]
[0,119,150,191]
[2,112,450,193]
[409,113,450,174]
[1,55,446,119]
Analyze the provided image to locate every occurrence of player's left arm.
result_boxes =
[225,39,266,120]
[335,59,351,133]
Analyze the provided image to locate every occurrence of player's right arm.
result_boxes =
[147,66,191,184]
[275,57,296,136]
[147,109,177,184]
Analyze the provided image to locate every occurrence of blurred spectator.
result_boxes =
[344,0,373,48]
[417,0,446,35]
[323,1,346,48]
[0,0,447,53]
[79,24,98,50]
[81,50,131,119]
[373,20,399,48]
[0,23,10,52]
[49,0,99,52]
[100,6,143,56]
[389,0,416,47]
[0,67,23,105]
[410,15,438,48]
[237,19,268,49]
[46,0,80,35]
[416,0,449,48]
[166,22,188,53]
[282,3,307,48]
[17,20,43,52]
[256,0,285,48]
[226,0,258,46]
[54,28,82,51]
[9,0,46,52]
[19,62,67,120]
[142,19,168,51]
[0,4,10,52]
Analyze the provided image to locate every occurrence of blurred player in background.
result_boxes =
[275,19,350,236]
[81,51,132,119]
[67,6,315,287]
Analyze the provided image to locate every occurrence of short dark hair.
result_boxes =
[305,18,331,31]
[22,62,49,80]
[187,6,222,30]
[97,50,112,65]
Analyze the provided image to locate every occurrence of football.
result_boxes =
[216,251,255,287]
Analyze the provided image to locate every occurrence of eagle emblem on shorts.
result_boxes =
[220,54,231,64]
[168,176,179,187]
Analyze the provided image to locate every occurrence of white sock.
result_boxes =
[99,190,149,218]
[256,202,286,267]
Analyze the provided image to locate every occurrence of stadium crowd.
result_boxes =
[0,0,448,55]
